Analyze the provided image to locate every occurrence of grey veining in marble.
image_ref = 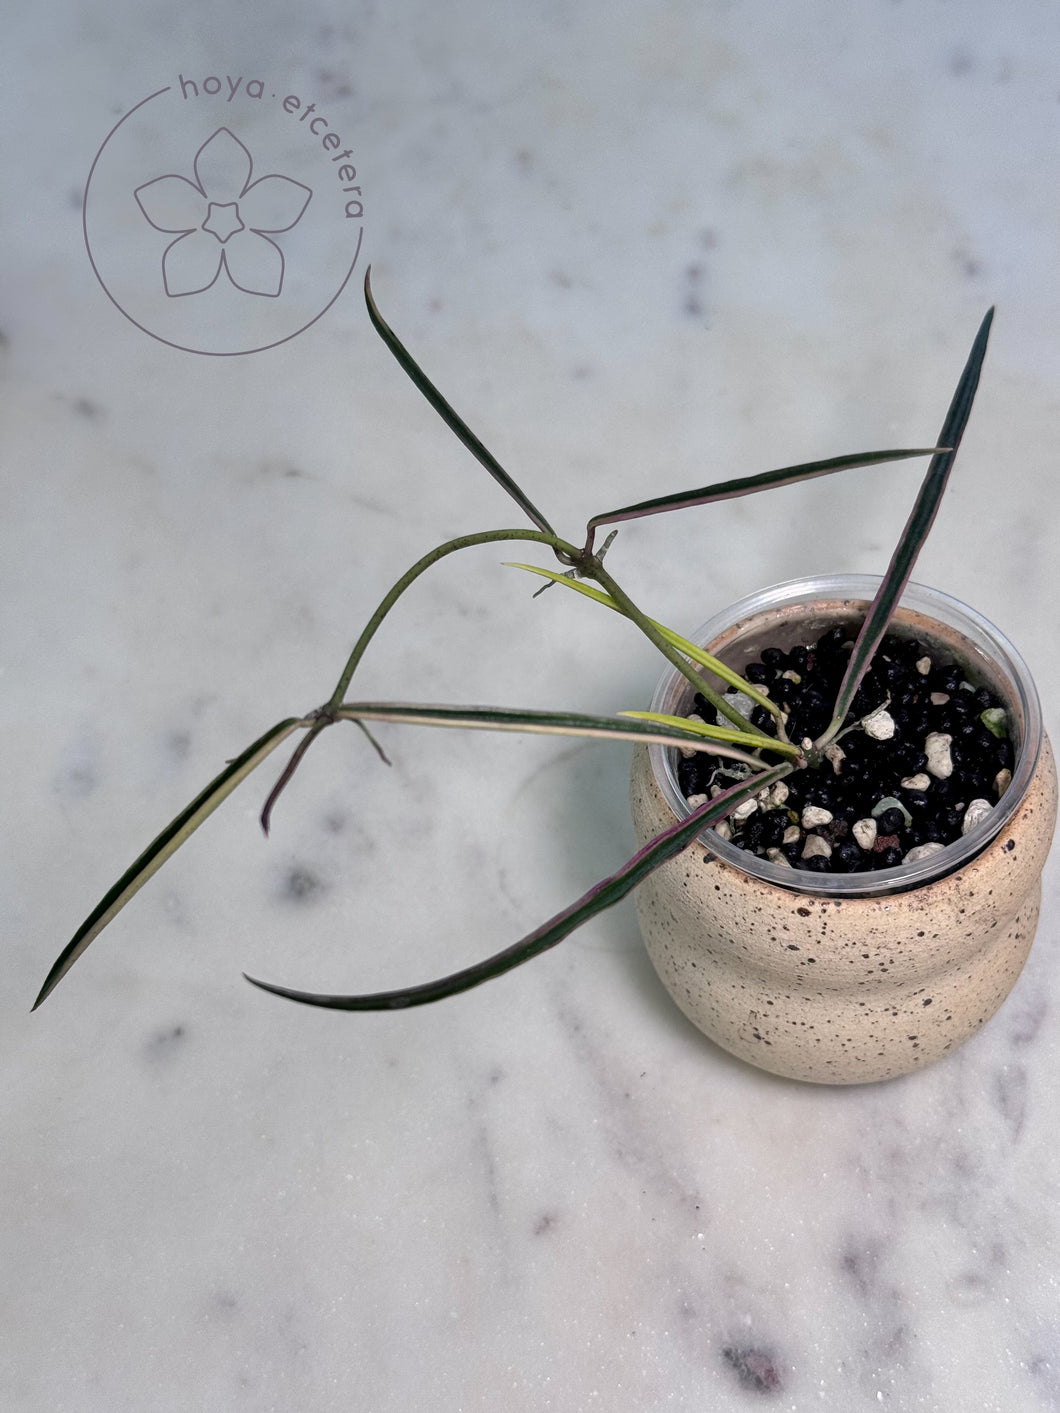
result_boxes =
[4,2,1060,1409]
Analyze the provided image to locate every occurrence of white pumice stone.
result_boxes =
[758,782,789,811]
[962,798,993,835]
[916,656,932,676]
[904,841,946,863]
[781,669,802,684]
[800,737,814,752]
[769,781,790,807]
[900,772,931,792]
[824,743,846,775]
[782,824,802,846]
[713,819,732,841]
[732,796,758,822]
[686,793,708,809]
[853,817,878,851]
[801,834,832,861]
[994,767,1013,798]
[765,847,792,867]
[679,713,706,757]
[801,804,834,829]
[722,691,756,721]
[862,707,896,740]
[925,732,954,779]
[930,691,950,706]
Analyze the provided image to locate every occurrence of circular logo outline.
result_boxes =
[83,85,363,356]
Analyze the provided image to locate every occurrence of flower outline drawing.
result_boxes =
[134,128,311,298]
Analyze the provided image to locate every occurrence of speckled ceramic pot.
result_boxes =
[631,576,1056,1085]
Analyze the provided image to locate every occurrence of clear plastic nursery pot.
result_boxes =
[629,575,1057,1085]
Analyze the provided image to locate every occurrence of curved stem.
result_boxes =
[265,529,581,835]
[327,527,581,709]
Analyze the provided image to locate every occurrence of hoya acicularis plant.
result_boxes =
[35,283,993,1014]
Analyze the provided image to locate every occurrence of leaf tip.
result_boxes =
[31,964,62,1012]
[243,971,301,1004]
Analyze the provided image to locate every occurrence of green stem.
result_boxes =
[587,561,770,738]
[327,528,581,709]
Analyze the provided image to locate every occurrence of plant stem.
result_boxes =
[326,528,580,709]
[587,560,769,738]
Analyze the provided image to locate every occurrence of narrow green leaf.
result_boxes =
[588,559,769,736]
[620,709,799,758]
[818,310,994,746]
[333,701,777,768]
[33,718,307,1010]
[242,762,793,1011]
[506,560,622,608]
[505,562,782,719]
[584,449,947,552]
[364,268,558,538]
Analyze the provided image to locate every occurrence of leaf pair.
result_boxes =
[504,561,783,725]
[32,702,782,1012]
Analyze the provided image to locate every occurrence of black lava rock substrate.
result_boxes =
[675,626,1013,875]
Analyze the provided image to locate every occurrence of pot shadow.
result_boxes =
[619,929,826,1093]
[513,728,826,1094]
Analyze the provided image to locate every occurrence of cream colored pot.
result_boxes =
[630,576,1057,1084]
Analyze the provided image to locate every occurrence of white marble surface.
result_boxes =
[5,2,1060,1409]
